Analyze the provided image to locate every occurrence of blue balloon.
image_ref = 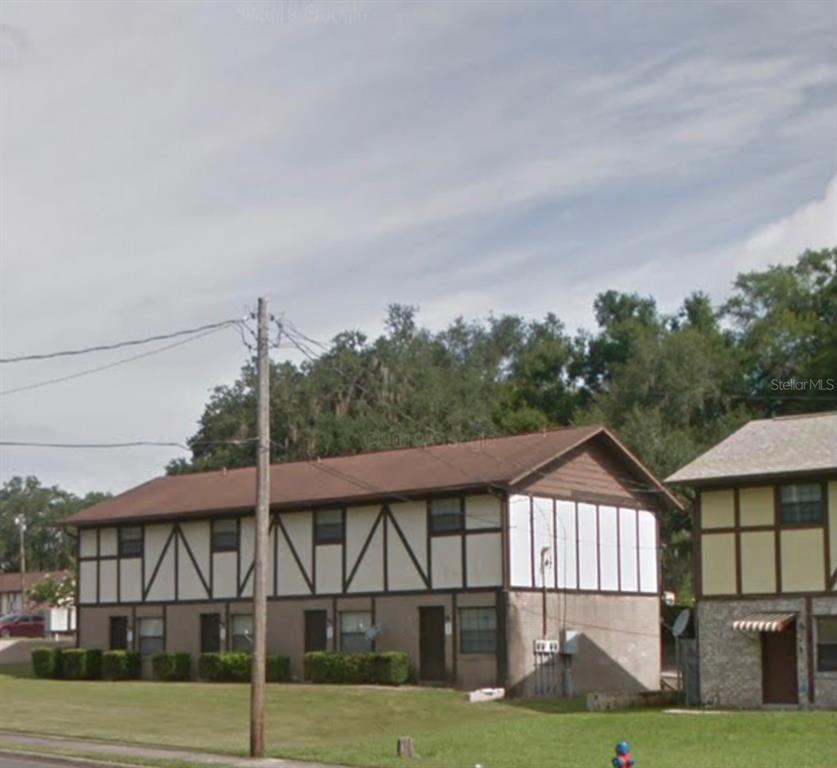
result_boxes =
[616,741,631,755]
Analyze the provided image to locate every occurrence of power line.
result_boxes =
[0,318,245,364]
[0,324,234,397]
[0,438,258,450]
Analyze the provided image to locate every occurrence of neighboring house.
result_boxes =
[0,571,70,615]
[667,412,837,709]
[63,425,679,696]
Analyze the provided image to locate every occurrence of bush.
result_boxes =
[32,647,62,678]
[267,654,290,682]
[152,652,192,681]
[304,651,410,685]
[101,650,142,680]
[198,652,291,682]
[60,648,102,679]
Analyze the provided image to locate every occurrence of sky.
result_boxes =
[0,0,835,497]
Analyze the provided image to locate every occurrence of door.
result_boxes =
[419,606,446,681]
[762,623,798,704]
[109,616,128,650]
[305,610,328,653]
[200,613,221,653]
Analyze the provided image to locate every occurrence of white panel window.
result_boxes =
[465,532,502,587]
[431,535,462,589]
[79,528,97,558]
[578,503,598,590]
[231,614,253,651]
[638,510,658,593]
[99,528,117,557]
[315,543,343,594]
[555,501,577,589]
[532,497,555,588]
[139,617,164,656]
[465,495,502,530]
[119,559,142,602]
[509,495,532,588]
[79,561,97,604]
[598,506,619,591]
[340,611,372,653]
[315,509,344,545]
[99,560,117,603]
[618,508,639,592]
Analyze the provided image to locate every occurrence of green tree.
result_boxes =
[27,572,76,606]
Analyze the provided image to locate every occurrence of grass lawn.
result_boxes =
[0,665,833,768]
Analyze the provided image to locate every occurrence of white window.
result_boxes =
[138,617,164,656]
[118,526,143,558]
[315,509,343,545]
[779,484,823,524]
[430,498,462,534]
[212,519,238,552]
[231,614,253,651]
[340,611,372,653]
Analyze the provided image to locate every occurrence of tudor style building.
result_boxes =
[667,412,837,709]
[64,425,679,696]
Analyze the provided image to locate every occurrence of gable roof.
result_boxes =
[0,571,71,594]
[63,425,680,526]
[666,412,837,485]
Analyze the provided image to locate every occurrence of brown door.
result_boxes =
[762,623,798,704]
[419,606,446,681]
[200,613,221,653]
[305,610,328,653]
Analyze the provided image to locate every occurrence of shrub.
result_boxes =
[101,650,142,680]
[32,647,62,678]
[266,654,290,682]
[304,651,410,685]
[198,652,291,682]
[60,648,102,679]
[152,652,192,681]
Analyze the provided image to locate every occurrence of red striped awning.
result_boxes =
[732,613,797,633]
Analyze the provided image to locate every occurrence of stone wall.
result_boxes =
[698,597,809,708]
[812,596,837,708]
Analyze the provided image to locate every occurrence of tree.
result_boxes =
[0,477,109,573]
[27,572,75,606]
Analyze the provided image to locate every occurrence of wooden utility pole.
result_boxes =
[250,297,270,757]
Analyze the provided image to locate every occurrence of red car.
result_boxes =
[0,613,45,638]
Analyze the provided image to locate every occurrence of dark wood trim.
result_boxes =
[341,508,347,592]
[275,514,315,594]
[386,506,431,588]
[239,561,255,597]
[382,506,389,592]
[682,469,837,490]
[162,603,168,652]
[529,496,535,588]
[173,524,180,602]
[823,482,831,593]
[272,516,279,597]
[116,549,121,604]
[95,528,101,604]
[451,592,458,684]
[142,527,177,601]
[774,486,783,594]
[311,511,317,594]
[344,507,384,592]
[426,500,433,589]
[734,488,742,596]
[500,494,510,590]
[461,498,468,589]
[805,596,815,704]
[140,524,146,603]
[235,517,242,594]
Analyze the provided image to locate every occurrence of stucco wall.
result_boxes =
[505,591,660,698]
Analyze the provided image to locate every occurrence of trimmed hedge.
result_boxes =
[304,651,409,685]
[32,647,62,678]
[60,648,103,679]
[101,650,142,680]
[198,652,291,682]
[152,652,192,681]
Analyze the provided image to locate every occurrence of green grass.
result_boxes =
[1,664,834,767]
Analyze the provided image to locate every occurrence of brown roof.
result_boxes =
[0,571,70,594]
[64,425,681,526]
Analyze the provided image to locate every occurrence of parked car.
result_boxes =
[0,613,45,638]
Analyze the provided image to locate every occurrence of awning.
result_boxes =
[732,613,797,633]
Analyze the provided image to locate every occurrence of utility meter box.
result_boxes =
[533,638,560,654]
[561,629,581,655]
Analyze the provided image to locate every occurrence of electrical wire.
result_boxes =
[0,438,258,450]
[0,318,246,364]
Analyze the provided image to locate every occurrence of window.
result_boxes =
[340,611,372,653]
[138,617,164,656]
[231,614,253,651]
[817,617,837,672]
[459,607,496,655]
[779,484,823,524]
[430,497,463,534]
[315,509,343,545]
[212,519,238,552]
[118,526,142,558]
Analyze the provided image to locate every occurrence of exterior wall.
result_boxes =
[506,590,660,698]
[508,494,658,595]
[812,596,837,708]
[697,597,812,708]
[697,479,836,600]
[76,493,504,608]
[77,590,500,690]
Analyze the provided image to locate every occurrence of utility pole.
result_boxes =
[250,297,270,758]
[15,515,26,575]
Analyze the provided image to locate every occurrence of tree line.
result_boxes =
[2,248,834,599]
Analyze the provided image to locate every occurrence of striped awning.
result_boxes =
[732,613,797,633]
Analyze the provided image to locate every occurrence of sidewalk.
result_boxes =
[0,731,342,768]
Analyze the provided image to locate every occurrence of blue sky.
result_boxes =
[1,0,835,494]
